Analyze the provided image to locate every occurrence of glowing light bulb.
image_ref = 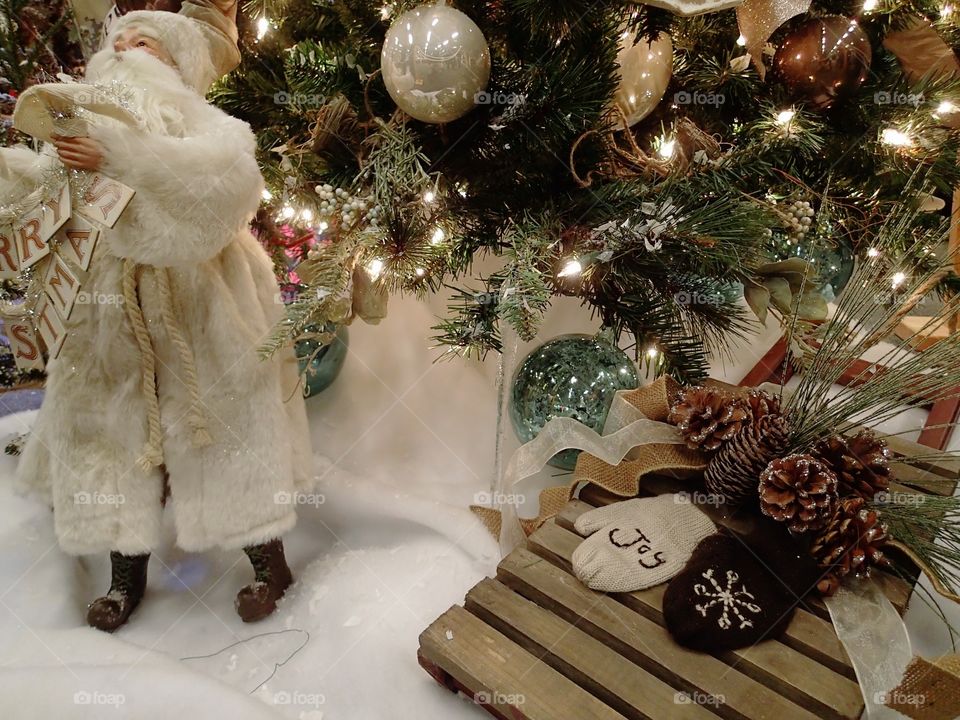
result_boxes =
[257,17,270,40]
[863,0,878,11]
[892,271,908,288]
[261,189,273,201]
[415,267,426,277]
[881,128,912,147]
[301,209,314,223]
[318,221,329,231]
[658,139,676,160]
[430,227,445,245]
[423,190,436,204]
[937,100,958,115]
[646,346,660,359]
[367,259,385,280]
[867,247,880,258]
[558,259,583,278]
[943,4,954,18]
[776,109,795,124]
[281,205,295,219]
[380,5,392,20]
[736,34,747,47]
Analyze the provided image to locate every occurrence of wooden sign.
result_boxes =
[4,317,44,371]
[0,225,20,279]
[57,216,100,272]
[12,181,71,270]
[43,252,82,321]
[75,172,135,228]
[14,204,52,269]
[3,172,132,372]
[35,296,67,359]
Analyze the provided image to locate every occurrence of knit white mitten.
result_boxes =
[571,494,716,593]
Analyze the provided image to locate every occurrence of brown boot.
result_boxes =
[87,551,150,632]
[235,539,293,622]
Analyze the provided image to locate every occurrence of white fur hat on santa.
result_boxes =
[103,2,241,95]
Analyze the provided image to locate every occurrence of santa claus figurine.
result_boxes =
[6,1,314,631]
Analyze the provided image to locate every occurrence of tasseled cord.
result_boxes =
[122,259,212,472]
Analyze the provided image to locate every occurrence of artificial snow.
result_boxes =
[0,292,957,718]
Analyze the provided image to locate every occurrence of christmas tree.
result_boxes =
[211,0,960,382]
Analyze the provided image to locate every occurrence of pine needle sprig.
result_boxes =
[785,193,960,449]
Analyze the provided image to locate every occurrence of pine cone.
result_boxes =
[810,497,890,596]
[812,431,892,501]
[668,387,751,452]
[704,413,792,506]
[759,454,838,533]
[746,389,782,427]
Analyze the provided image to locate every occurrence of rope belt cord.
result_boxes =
[122,259,164,471]
[121,259,212,472]
[155,267,212,448]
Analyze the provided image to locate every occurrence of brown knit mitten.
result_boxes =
[663,521,821,652]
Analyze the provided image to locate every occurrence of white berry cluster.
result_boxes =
[314,184,382,229]
[784,199,814,240]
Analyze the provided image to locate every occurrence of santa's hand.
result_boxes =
[51,135,104,172]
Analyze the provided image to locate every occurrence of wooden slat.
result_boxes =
[498,547,824,720]
[419,605,628,720]
[739,337,790,387]
[918,393,960,454]
[528,520,863,720]
[465,578,716,720]
[555,499,856,680]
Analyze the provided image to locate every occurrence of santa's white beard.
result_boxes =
[84,48,195,135]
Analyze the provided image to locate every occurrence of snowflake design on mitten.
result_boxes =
[693,568,762,630]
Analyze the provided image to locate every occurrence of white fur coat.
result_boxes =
[8,51,313,556]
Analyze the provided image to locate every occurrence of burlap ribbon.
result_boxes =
[884,654,960,719]
[471,376,707,553]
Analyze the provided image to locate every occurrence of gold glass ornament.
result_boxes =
[380,4,491,124]
[613,31,673,127]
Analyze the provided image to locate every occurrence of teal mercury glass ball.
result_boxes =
[509,335,640,470]
[295,324,349,397]
[771,235,856,300]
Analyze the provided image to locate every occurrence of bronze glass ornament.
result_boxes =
[772,16,872,110]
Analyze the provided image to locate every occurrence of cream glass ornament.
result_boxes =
[381,3,491,124]
[613,31,673,127]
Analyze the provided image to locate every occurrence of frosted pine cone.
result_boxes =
[746,389,781,426]
[704,413,792,506]
[759,454,838,533]
[810,497,890,596]
[668,387,751,452]
[812,431,892,501]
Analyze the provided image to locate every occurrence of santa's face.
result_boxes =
[111,27,175,67]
